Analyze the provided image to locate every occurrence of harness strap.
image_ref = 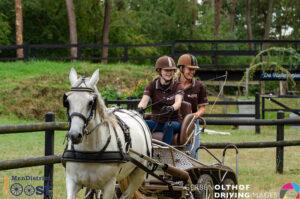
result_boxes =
[62,127,112,166]
[114,109,151,156]
[114,114,132,151]
[111,124,126,160]
[70,112,88,124]
[62,151,128,163]
[129,156,172,189]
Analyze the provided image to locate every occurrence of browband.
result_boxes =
[70,87,94,93]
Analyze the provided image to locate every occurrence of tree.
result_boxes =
[263,0,274,40]
[229,0,237,32]
[15,0,23,58]
[191,0,198,38]
[214,0,222,38]
[65,0,78,60]
[0,13,11,44]
[101,0,112,64]
[246,0,253,48]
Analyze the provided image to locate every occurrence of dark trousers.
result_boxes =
[146,120,181,144]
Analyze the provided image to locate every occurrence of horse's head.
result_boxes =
[63,68,99,144]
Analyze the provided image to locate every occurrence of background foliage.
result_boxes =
[0,0,299,45]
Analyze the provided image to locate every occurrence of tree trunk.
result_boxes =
[263,0,274,40]
[229,0,237,32]
[191,0,198,38]
[279,81,288,95]
[214,0,222,39]
[65,0,78,60]
[260,0,274,93]
[15,0,24,59]
[246,0,253,49]
[101,0,112,64]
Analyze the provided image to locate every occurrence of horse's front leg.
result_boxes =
[101,178,117,199]
[66,176,81,199]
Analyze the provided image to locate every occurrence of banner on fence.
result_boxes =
[255,70,300,81]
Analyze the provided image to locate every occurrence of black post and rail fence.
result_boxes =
[261,94,300,119]
[44,112,55,199]
[0,112,299,196]
[1,40,299,65]
[105,94,262,133]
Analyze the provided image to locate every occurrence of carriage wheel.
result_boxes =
[193,174,214,199]
[221,178,237,199]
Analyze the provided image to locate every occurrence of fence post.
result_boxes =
[123,46,129,62]
[211,42,218,66]
[23,43,29,61]
[255,93,260,134]
[276,111,284,174]
[77,43,81,60]
[262,96,265,119]
[44,112,55,199]
[171,41,176,58]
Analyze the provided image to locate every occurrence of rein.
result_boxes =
[208,71,228,114]
[144,90,184,110]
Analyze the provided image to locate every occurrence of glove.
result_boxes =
[136,107,145,115]
[161,106,174,114]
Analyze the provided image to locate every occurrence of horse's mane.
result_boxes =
[93,86,117,126]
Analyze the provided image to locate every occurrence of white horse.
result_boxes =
[63,68,152,199]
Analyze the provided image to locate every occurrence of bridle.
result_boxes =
[63,87,98,136]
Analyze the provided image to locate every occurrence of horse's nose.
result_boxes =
[69,132,83,144]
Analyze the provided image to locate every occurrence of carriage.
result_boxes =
[63,68,238,199]
[116,102,239,199]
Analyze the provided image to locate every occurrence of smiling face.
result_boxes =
[160,68,176,82]
[182,66,196,81]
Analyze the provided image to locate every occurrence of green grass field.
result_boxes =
[0,61,300,198]
[0,124,299,198]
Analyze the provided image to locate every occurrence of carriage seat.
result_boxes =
[149,101,196,145]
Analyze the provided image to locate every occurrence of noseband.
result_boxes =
[63,87,98,135]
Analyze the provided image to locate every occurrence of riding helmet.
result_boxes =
[177,54,199,69]
[155,56,177,71]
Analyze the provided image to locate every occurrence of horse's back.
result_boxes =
[113,109,152,157]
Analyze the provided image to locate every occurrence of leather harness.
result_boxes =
[62,110,133,165]
[61,83,133,165]
[61,85,150,165]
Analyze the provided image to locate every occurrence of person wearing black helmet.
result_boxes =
[177,53,208,158]
[137,55,183,144]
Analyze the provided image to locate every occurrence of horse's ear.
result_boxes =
[88,69,99,87]
[69,68,78,86]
